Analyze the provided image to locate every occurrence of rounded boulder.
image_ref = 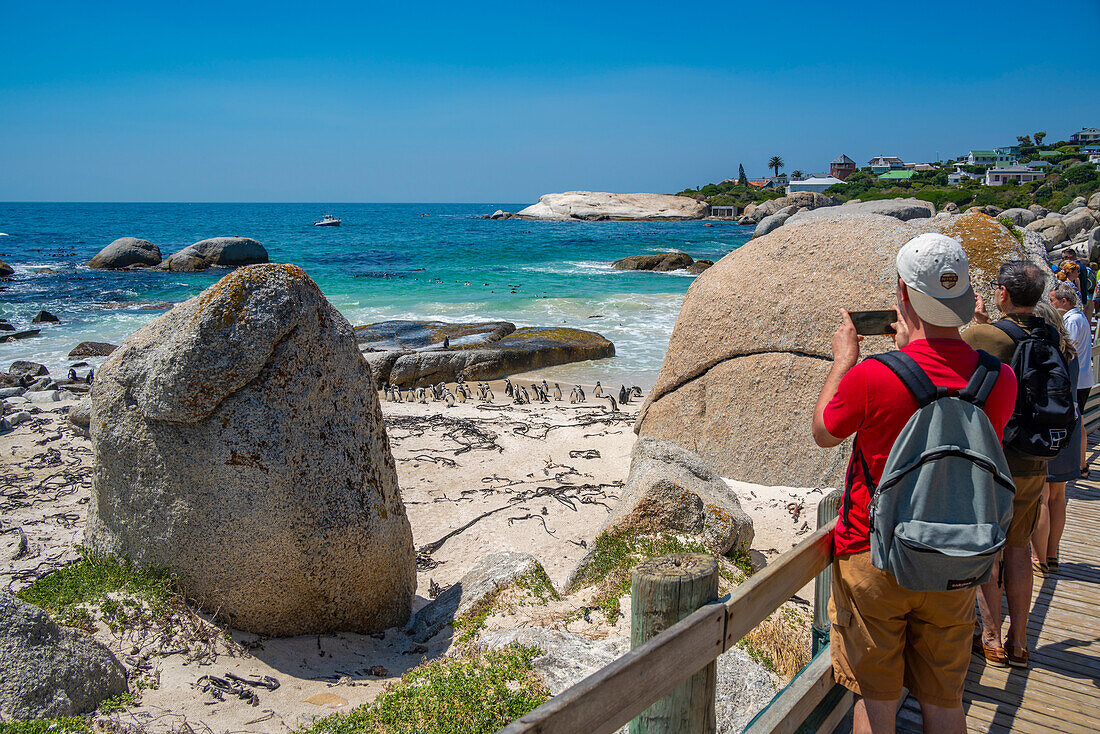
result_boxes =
[87,238,162,269]
[636,211,1036,487]
[86,263,414,635]
[162,237,268,272]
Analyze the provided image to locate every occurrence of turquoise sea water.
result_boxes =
[0,203,751,387]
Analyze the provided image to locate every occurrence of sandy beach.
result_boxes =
[1,372,820,733]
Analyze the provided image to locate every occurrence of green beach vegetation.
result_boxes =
[301,644,549,734]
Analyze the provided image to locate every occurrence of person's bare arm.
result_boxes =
[812,310,862,448]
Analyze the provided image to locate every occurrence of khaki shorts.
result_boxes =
[1006,474,1045,548]
[829,551,975,708]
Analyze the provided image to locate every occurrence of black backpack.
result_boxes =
[993,319,1076,458]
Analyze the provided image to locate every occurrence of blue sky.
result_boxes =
[2,0,1098,203]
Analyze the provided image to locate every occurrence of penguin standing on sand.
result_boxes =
[443,335,450,349]
[444,391,456,407]
[619,385,629,405]
[604,395,619,412]
[485,384,495,402]
[569,387,578,403]
[593,381,603,398]
[541,379,549,396]
[504,378,514,398]
[553,383,562,401]
[576,385,586,402]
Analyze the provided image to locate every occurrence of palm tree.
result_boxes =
[791,169,805,180]
[768,156,785,177]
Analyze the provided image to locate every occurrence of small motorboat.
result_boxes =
[314,214,341,227]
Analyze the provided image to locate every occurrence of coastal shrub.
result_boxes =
[998,218,1025,245]
[0,719,91,734]
[302,644,549,734]
[1061,164,1099,186]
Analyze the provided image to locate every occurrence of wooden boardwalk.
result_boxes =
[891,436,1100,733]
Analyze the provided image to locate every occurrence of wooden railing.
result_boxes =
[498,504,844,734]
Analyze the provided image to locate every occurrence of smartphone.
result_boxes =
[849,309,897,336]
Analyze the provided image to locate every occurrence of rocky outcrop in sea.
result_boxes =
[513,192,707,221]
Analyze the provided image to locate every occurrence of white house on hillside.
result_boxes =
[787,176,844,193]
[868,156,904,174]
[984,166,1045,186]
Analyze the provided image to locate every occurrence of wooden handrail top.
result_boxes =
[497,520,838,734]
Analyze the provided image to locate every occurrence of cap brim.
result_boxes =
[908,286,975,327]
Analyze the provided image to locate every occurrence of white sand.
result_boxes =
[1,380,823,732]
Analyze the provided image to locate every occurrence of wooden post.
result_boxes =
[630,553,719,734]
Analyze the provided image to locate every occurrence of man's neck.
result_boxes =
[1001,305,1033,316]
[906,322,963,342]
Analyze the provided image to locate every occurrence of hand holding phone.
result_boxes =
[848,309,897,336]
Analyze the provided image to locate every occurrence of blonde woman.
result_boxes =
[1031,300,1078,574]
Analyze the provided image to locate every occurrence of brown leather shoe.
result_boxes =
[973,635,1010,667]
[1005,645,1029,668]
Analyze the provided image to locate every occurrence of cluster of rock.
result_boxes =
[1015,192,1100,261]
[635,209,1043,487]
[611,252,713,274]
[742,195,939,239]
[511,192,708,221]
[87,236,269,272]
[0,360,91,432]
[86,264,415,635]
[357,319,615,388]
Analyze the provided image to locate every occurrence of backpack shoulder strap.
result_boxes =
[993,319,1028,343]
[958,350,1002,408]
[870,351,944,407]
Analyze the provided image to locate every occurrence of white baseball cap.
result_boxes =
[896,233,975,327]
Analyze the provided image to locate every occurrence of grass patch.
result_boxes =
[0,719,91,734]
[568,531,711,621]
[512,567,559,605]
[301,644,549,734]
[737,609,811,680]
[453,567,560,645]
[96,693,139,714]
[15,548,175,627]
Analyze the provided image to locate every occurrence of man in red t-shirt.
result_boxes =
[811,233,1016,734]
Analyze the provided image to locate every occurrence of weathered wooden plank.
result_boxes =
[722,523,835,651]
[742,650,837,734]
[497,602,726,734]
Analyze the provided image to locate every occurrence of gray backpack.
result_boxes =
[867,350,1015,592]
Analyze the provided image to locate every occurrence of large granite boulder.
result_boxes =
[361,322,614,388]
[636,211,1034,487]
[1089,191,1100,210]
[1026,215,1068,246]
[999,208,1038,227]
[788,197,935,224]
[612,252,694,272]
[514,192,707,221]
[9,360,48,378]
[1061,197,1088,214]
[1,591,128,718]
[87,238,162,269]
[1089,227,1100,264]
[752,206,798,239]
[86,264,414,635]
[162,237,269,272]
[600,438,753,555]
[1064,208,1099,240]
[0,259,12,276]
[406,551,544,643]
[783,191,837,210]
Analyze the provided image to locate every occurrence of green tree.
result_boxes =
[1017,135,1033,146]
[738,163,748,186]
[1034,131,1047,146]
[792,169,805,179]
[768,155,785,177]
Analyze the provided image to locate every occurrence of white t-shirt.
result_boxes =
[1064,307,1094,390]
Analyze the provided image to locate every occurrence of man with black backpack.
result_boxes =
[963,260,1073,669]
[813,234,1017,734]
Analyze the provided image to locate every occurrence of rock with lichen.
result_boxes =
[86,264,414,635]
